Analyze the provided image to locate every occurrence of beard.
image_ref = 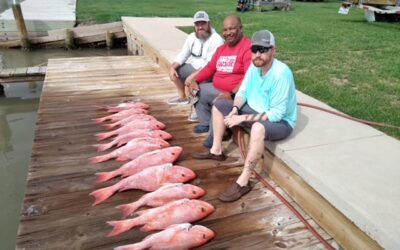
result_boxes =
[196,29,211,40]
[252,57,268,67]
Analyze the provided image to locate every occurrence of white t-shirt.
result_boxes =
[174,28,224,70]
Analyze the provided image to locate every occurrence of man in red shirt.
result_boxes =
[187,15,252,142]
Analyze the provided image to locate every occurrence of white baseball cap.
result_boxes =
[193,11,210,23]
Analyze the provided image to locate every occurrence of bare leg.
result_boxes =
[236,122,265,186]
[210,106,226,155]
[172,78,186,99]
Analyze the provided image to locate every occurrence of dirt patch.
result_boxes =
[295,69,308,74]
[330,77,348,86]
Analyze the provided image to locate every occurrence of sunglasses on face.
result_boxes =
[251,46,273,54]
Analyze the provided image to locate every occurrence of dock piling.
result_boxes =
[106,30,114,49]
[64,29,74,49]
[11,4,30,50]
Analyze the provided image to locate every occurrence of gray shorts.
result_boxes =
[214,99,293,141]
[177,63,196,82]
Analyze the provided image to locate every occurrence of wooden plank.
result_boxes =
[16,56,338,249]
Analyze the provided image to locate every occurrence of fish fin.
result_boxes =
[115,155,130,162]
[93,143,112,152]
[96,131,114,141]
[107,220,136,237]
[93,117,107,124]
[89,154,110,164]
[102,123,117,130]
[117,202,142,218]
[89,186,116,206]
[95,171,117,183]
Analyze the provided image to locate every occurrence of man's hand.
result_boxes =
[224,115,244,128]
[188,81,199,97]
[169,67,179,82]
[226,106,239,118]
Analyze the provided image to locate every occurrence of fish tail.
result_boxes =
[107,219,137,237]
[93,117,107,124]
[89,186,116,206]
[117,202,142,218]
[106,108,119,113]
[96,131,114,141]
[89,154,110,164]
[95,171,118,183]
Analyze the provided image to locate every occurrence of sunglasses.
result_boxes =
[251,46,273,54]
[191,42,204,57]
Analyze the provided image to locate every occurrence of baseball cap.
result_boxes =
[193,11,210,23]
[251,30,275,48]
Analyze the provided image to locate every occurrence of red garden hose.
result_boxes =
[237,129,336,250]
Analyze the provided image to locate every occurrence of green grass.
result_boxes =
[77,0,400,138]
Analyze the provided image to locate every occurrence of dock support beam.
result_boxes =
[64,29,74,50]
[11,4,30,50]
[106,30,114,49]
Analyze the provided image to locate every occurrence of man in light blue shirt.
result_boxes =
[193,30,297,202]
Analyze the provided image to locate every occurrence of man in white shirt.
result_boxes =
[168,11,224,106]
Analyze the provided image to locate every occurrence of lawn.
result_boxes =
[77,0,400,138]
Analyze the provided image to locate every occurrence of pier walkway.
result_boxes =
[16,56,336,249]
[122,17,400,249]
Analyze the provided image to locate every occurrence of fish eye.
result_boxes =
[181,173,186,177]
[201,207,206,212]
[203,234,206,239]
[192,191,197,194]
[172,152,176,155]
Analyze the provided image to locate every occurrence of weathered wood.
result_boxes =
[0,22,125,48]
[11,4,30,49]
[105,30,114,49]
[64,29,74,49]
[16,56,338,249]
[0,66,46,83]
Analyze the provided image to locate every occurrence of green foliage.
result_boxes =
[77,0,400,138]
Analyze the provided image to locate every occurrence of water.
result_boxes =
[0,47,128,250]
[0,0,24,13]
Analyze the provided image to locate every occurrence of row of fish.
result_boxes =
[89,101,215,249]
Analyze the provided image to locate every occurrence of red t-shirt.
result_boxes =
[196,36,252,92]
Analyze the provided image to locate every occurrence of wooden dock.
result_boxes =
[16,56,338,249]
[0,22,126,49]
[0,66,46,83]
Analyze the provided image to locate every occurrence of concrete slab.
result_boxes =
[282,135,400,250]
[122,17,193,63]
[266,91,384,154]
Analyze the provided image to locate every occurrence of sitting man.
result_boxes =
[168,11,224,106]
[193,30,298,202]
[187,15,252,134]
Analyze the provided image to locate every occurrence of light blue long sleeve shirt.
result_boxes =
[236,58,297,128]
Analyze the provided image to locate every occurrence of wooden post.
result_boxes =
[11,4,30,50]
[64,29,74,50]
[105,30,114,49]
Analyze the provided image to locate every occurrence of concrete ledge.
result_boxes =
[121,17,400,249]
